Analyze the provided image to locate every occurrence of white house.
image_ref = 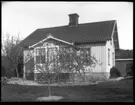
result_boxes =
[19,13,119,81]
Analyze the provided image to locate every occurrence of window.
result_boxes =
[108,49,110,65]
[35,48,46,64]
[35,43,59,64]
[36,49,39,56]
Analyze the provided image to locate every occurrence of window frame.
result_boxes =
[108,48,110,66]
[112,52,115,66]
[34,44,59,64]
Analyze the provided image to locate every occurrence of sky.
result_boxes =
[2,2,133,50]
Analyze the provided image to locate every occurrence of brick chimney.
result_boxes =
[68,13,79,26]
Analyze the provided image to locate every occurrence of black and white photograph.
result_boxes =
[1,1,133,102]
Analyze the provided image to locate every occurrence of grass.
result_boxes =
[1,78,133,102]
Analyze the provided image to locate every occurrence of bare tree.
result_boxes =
[34,44,59,97]
[57,46,98,83]
[2,33,23,78]
[23,42,98,97]
[35,45,98,84]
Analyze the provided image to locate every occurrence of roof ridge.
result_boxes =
[78,20,116,26]
[38,25,67,30]
[37,20,116,30]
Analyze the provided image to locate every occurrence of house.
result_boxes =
[19,13,119,82]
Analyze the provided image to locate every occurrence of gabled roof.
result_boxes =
[29,33,73,48]
[19,20,119,48]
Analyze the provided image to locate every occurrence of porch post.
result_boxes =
[34,49,37,81]
[23,66,26,79]
[23,51,26,79]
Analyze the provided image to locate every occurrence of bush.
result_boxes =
[1,77,8,84]
[126,63,133,76]
[110,66,121,78]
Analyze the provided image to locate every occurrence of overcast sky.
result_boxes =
[2,2,133,49]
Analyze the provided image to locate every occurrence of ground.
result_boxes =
[1,78,133,102]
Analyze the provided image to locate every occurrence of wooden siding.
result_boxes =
[24,39,111,80]
[76,43,106,73]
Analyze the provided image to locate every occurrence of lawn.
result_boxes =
[1,78,133,102]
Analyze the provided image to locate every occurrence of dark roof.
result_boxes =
[115,49,133,59]
[19,20,117,48]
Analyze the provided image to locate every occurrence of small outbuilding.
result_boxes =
[115,58,133,77]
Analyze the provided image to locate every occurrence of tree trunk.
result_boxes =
[48,78,51,97]
[78,68,85,83]
[58,74,60,84]
[15,68,19,78]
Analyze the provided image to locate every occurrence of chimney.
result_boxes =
[68,13,79,26]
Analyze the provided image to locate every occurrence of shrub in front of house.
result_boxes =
[1,77,8,84]
[109,66,121,78]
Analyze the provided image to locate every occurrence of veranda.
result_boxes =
[24,40,96,84]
